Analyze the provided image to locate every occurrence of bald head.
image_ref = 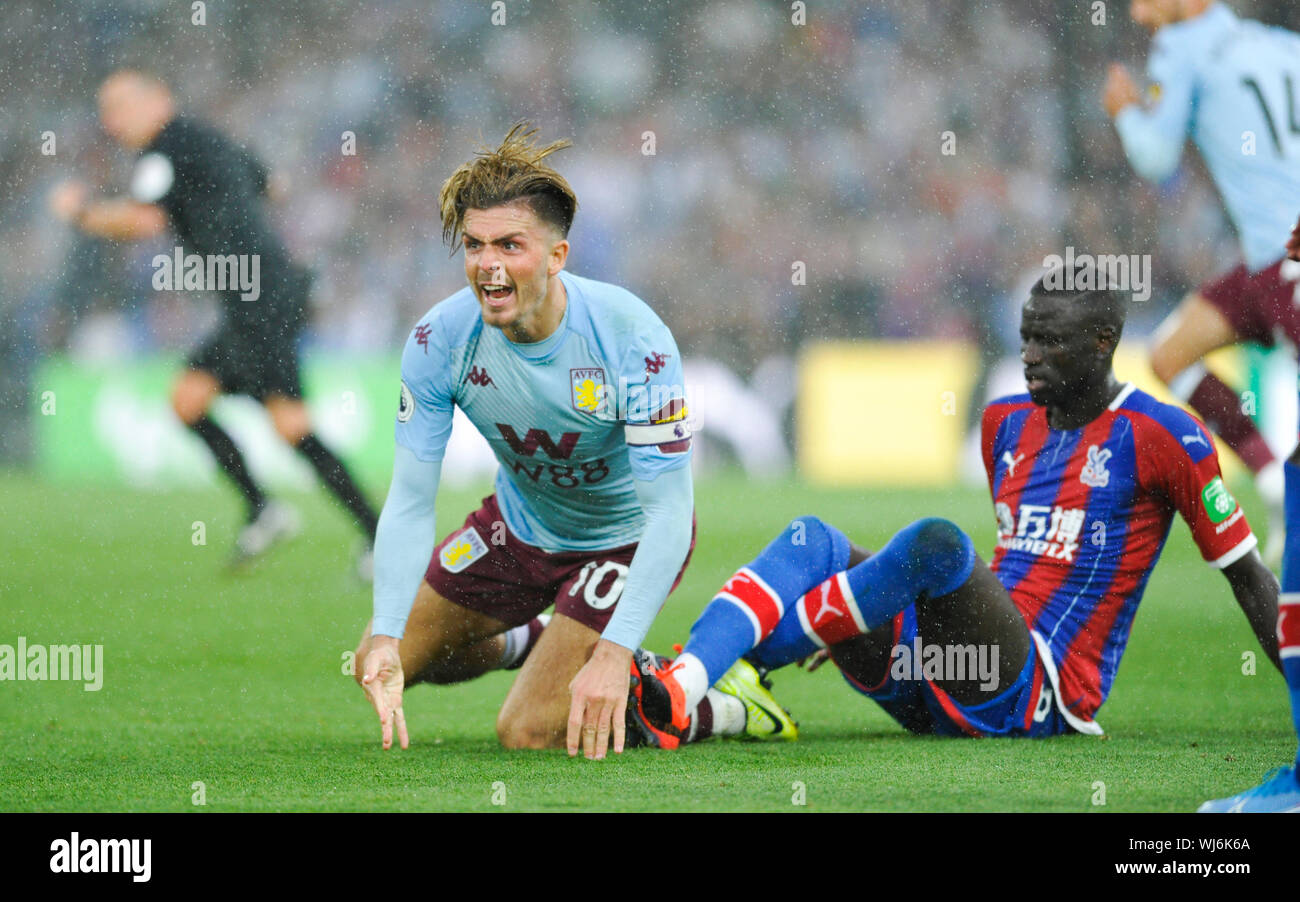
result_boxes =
[1029,263,1128,338]
[98,70,175,149]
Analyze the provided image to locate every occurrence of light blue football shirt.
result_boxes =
[395,269,693,552]
[1116,3,1300,271]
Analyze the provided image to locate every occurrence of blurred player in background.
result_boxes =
[48,69,379,573]
[1201,215,1300,811]
[1103,0,1300,566]
[353,125,698,760]
[629,264,1283,749]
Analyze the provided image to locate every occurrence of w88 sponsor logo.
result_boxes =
[509,457,610,488]
[996,502,1085,561]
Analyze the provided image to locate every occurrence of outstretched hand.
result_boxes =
[566,639,632,760]
[360,637,409,750]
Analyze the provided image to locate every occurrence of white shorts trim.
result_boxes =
[1030,630,1105,736]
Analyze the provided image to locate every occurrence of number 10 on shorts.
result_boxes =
[568,560,630,611]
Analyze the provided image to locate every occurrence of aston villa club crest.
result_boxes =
[440,527,489,573]
[570,368,606,414]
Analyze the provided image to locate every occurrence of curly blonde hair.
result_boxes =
[438,122,578,248]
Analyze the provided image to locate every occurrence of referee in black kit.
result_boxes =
[50,69,379,575]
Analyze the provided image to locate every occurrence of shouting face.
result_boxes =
[461,200,569,343]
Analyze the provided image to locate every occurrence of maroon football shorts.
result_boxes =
[1199,257,1300,347]
[424,494,697,633]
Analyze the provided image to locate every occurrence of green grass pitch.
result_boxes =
[0,470,1292,812]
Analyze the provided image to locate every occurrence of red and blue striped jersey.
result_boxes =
[981,383,1256,725]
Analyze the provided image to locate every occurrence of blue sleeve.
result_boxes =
[600,464,695,650]
[1115,30,1198,183]
[395,316,455,463]
[372,444,442,638]
[618,319,693,480]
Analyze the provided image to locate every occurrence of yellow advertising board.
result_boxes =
[797,341,1244,486]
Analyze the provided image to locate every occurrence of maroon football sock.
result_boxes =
[1187,372,1275,473]
[503,616,548,671]
[685,696,714,743]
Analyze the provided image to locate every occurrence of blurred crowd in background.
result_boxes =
[4,0,1300,464]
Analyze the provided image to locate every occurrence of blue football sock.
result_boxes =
[750,518,976,671]
[681,516,850,686]
[749,608,825,671]
[1285,656,1300,768]
[1281,461,1300,594]
[845,517,976,626]
[1281,461,1300,764]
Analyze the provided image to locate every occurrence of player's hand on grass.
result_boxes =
[1102,63,1141,118]
[360,636,409,750]
[797,649,832,672]
[49,179,88,223]
[566,639,632,761]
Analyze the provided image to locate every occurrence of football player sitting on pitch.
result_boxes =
[625,263,1283,747]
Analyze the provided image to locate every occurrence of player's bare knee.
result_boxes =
[495,711,552,750]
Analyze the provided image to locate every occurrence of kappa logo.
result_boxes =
[1002,451,1025,477]
[440,527,489,573]
[644,352,670,375]
[1079,445,1111,488]
[414,323,432,354]
[465,366,494,388]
